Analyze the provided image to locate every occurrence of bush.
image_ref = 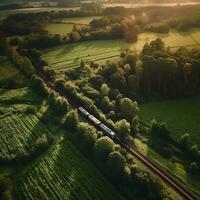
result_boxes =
[115,119,131,140]
[145,22,170,33]
[93,136,115,162]
[31,75,49,97]
[107,151,126,180]
[77,123,97,152]
[64,110,79,132]
[150,120,171,141]
[189,162,199,175]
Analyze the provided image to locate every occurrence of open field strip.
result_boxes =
[14,140,125,200]
[60,16,101,25]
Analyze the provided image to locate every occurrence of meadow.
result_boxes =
[134,137,200,197]
[14,139,125,200]
[46,16,101,36]
[42,29,200,76]
[139,96,200,145]
[46,23,74,36]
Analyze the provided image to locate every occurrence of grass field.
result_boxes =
[14,139,125,200]
[46,23,74,36]
[0,56,27,87]
[60,16,101,24]
[139,96,200,145]
[134,137,200,197]
[42,29,200,75]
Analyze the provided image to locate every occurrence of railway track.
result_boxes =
[38,72,199,200]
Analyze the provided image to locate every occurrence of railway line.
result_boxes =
[38,72,199,200]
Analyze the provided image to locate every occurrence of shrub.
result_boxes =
[115,119,131,140]
[93,136,115,162]
[64,110,79,132]
[107,151,127,180]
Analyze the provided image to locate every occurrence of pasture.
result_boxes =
[42,30,200,75]
[46,23,74,36]
[139,96,200,145]
[14,139,125,200]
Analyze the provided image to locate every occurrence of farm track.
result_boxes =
[38,72,199,200]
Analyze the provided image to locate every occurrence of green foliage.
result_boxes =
[150,120,171,141]
[189,162,200,175]
[69,32,81,42]
[115,119,131,140]
[64,110,79,132]
[100,83,110,97]
[121,98,139,123]
[0,114,52,164]
[15,140,124,200]
[145,22,170,33]
[107,151,126,180]
[31,75,49,97]
[93,136,115,161]
[77,123,98,153]
[179,133,190,151]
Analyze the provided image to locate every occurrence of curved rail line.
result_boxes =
[38,72,199,200]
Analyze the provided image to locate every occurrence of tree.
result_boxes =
[189,162,199,175]
[93,136,115,161]
[64,110,78,131]
[55,97,69,115]
[179,133,190,151]
[126,53,137,73]
[150,38,164,51]
[131,115,140,134]
[115,119,131,140]
[100,83,110,97]
[107,151,126,180]
[150,120,171,141]
[70,32,81,42]
[121,98,139,122]
[77,123,97,152]
[100,96,112,114]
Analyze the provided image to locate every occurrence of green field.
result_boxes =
[46,23,74,36]
[0,86,46,161]
[0,56,26,87]
[14,139,125,200]
[60,16,101,24]
[140,96,200,145]
[42,30,200,76]
[0,114,51,160]
[0,84,125,200]
[134,137,200,197]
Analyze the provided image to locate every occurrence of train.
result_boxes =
[78,107,116,138]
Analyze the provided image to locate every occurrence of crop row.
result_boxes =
[15,140,124,200]
[0,114,50,160]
